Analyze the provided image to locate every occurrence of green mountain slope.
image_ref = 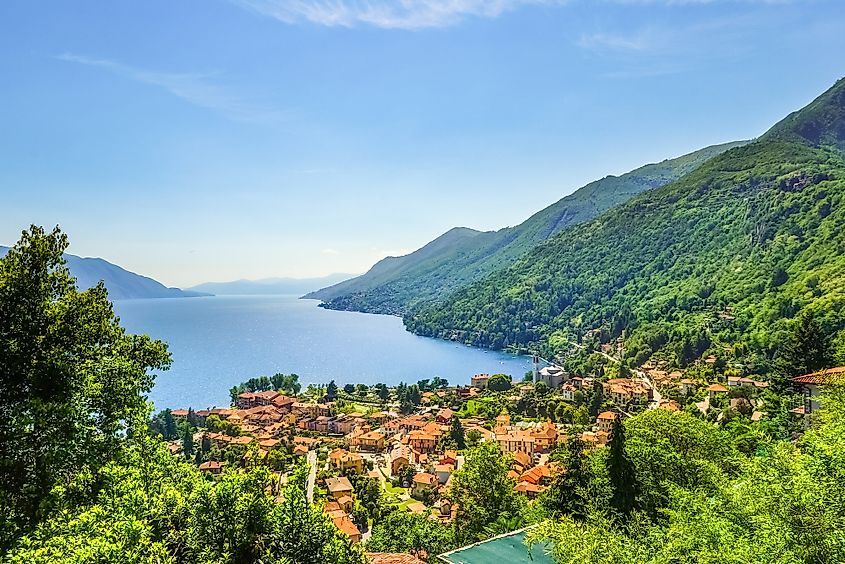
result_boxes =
[405,78,845,370]
[305,141,747,314]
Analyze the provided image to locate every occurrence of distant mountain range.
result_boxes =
[406,77,845,365]
[0,246,208,300]
[305,140,749,314]
[188,274,356,296]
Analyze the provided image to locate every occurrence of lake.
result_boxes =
[113,295,532,409]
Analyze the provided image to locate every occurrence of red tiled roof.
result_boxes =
[793,366,845,385]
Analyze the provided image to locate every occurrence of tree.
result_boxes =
[183,425,195,459]
[777,310,832,381]
[542,436,590,520]
[487,374,512,392]
[588,380,604,418]
[343,383,355,395]
[449,442,524,544]
[606,418,639,521]
[365,509,454,562]
[326,380,338,401]
[163,409,177,439]
[450,416,466,450]
[0,226,171,550]
[465,429,482,449]
[374,383,390,401]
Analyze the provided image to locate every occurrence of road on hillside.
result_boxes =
[306,450,317,503]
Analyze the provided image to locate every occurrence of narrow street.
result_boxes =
[306,450,317,503]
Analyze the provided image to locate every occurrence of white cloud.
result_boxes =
[577,31,652,52]
[321,248,340,255]
[56,53,284,122]
[231,0,552,30]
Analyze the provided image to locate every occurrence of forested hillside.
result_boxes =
[306,142,747,315]
[406,78,845,374]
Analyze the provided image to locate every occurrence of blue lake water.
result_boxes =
[113,295,532,409]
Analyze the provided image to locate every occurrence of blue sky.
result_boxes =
[1,0,843,287]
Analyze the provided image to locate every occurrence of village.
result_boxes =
[157,348,822,551]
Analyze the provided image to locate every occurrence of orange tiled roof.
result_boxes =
[793,366,845,385]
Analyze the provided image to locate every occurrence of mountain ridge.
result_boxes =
[305,140,749,314]
[189,273,357,296]
[0,246,207,300]
[405,77,845,369]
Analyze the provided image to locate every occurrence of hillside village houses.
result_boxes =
[167,356,774,546]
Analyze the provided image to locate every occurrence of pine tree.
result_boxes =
[779,310,831,379]
[163,409,177,440]
[182,426,194,459]
[541,436,588,519]
[607,417,638,521]
[450,416,466,450]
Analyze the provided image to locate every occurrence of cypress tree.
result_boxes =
[607,417,638,521]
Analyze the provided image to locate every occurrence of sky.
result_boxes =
[1,0,844,287]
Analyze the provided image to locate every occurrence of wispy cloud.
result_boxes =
[231,0,553,30]
[56,53,284,122]
[577,31,653,52]
[321,248,340,255]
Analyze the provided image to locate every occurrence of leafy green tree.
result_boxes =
[375,383,390,401]
[449,442,524,544]
[326,380,338,401]
[343,383,355,394]
[0,226,171,550]
[487,373,512,392]
[365,510,455,563]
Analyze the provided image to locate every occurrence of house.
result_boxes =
[439,450,458,467]
[604,378,651,406]
[358,430,386,452]
[707,383,729,399]
[412,473,437,498]
[336,495,354,512]
[436,408,455,425]
[471,374,491,389]
[329,449,365,474]
[332,515,361,543]
[409,430,438,453]
[596,411,618,433]
[434,464,453,485]
[560,383,577,402]
[519,464,552,486]
[529,422,558,452]
[679,378,698,395]
[496,430,536,457]
[199,460,224,474]
[325,476,354,500]
[792,366,845,414]
[390,445,411,476]
[514,481,545,499]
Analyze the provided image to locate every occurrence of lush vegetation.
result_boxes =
[407,79,845,377]
[0,227,364,563]
[528,383,845,563]
[307,142,746,315]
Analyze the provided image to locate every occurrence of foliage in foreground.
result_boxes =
[529,384,845,564]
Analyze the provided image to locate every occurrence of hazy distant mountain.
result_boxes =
[188,273,356,296]
[0,246,208,300]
